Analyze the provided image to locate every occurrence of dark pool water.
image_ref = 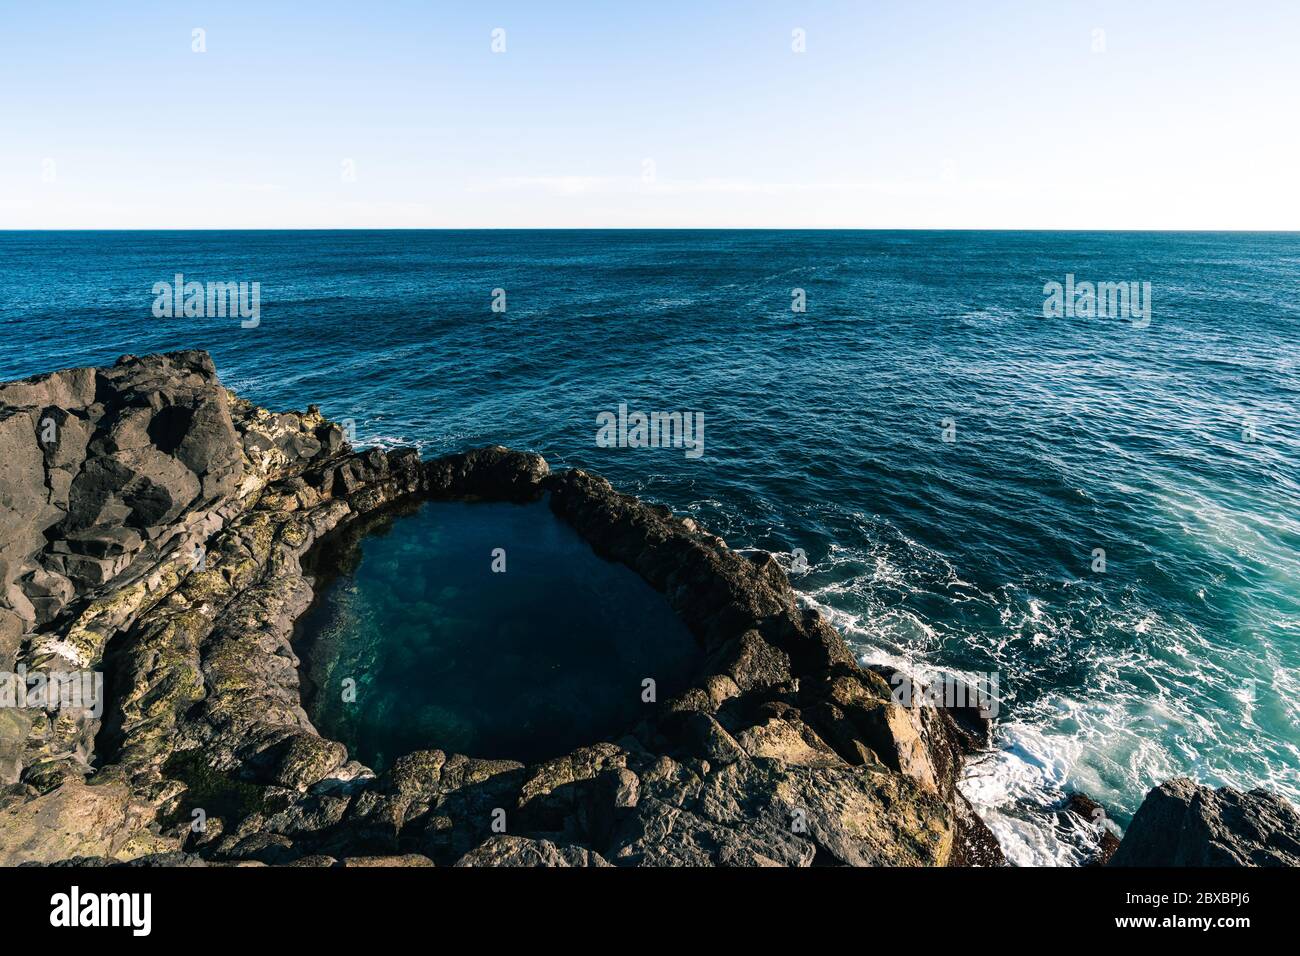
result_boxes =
[295,499,701,770]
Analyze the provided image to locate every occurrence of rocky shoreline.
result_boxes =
[0,351,1295,867]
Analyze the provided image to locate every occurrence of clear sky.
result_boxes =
[2,0,1297,229]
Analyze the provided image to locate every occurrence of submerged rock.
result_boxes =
[1061,792,1121,866]
[0,350,1018,866]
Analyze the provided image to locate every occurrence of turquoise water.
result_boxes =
[2,230,1297,863]
[294,499,700,771]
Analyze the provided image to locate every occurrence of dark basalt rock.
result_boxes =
[0,350,1018,866]
[1110,777,1300,867]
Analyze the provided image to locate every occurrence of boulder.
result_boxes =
[1111,777,1300,867]
[425,445,549,501]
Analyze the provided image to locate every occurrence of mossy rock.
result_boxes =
[161,749,268,832]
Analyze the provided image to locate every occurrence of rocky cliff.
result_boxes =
[1110,778,1300,867]
[0,351,1288,868]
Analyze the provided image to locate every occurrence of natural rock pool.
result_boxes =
[295,499,701,770]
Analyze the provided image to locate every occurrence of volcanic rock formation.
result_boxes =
[0,351,1285,868]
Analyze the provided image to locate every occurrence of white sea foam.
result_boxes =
[777,519,1300,868]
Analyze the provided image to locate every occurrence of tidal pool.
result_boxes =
[295,499,700,771]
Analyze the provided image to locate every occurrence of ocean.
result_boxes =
[2,229,1297,865]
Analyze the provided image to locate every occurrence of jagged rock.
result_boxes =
[733,717,842,767]
[607,758,951,866]
[424,446,549,501]
[256,733,349,791]
[0,351,245,634]
[35,850,209,867]
[1111,778,1300,867]
[340,853,434,867]
[455,836,609,867]
[707,630,792,692]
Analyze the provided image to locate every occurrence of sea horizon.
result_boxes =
[6,227,1300,233]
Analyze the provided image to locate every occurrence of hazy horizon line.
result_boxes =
[4,227,1298,234]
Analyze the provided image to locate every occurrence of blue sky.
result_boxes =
[2,0,1297,228]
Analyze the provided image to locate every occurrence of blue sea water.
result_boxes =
[1,230,1297,864]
